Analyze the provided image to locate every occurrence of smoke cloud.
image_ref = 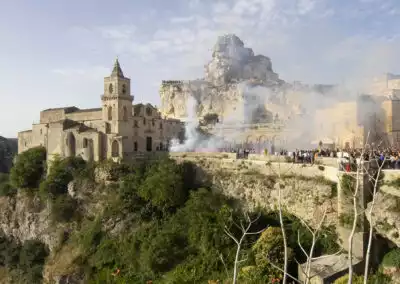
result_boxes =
[169,35,396,153]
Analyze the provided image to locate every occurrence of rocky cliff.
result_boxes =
[0,136,17,173]
[366,183,400,247]
[159,34,336,123]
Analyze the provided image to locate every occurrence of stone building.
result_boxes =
[18,59,184,162]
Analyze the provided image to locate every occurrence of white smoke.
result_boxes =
[168,34,396,153]
[170,96,224,152]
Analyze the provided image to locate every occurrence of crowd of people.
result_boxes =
[215,145,400,170]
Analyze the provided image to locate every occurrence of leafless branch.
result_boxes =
[224,212,266,284]
[363,154,386,284]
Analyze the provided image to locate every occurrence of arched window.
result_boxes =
[108,106,113,120]
[146,107,152,116]
[105,123,111,134]
[109,83,114,94]
[111,140,119,157]
[122,84,126,94]
[123,106,128,121]
[67,132,76,157]
[83,138,88,148]
[134,141,138,151]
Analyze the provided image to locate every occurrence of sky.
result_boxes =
[1,0,400,137]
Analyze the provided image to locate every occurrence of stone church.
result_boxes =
[18,59,184,162]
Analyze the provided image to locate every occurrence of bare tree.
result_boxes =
[294,206,343,284]
[362,154,386,283]
[267,159,297,284]
[298,208,328,284]
[346,132,370,284]
[224,212,265,284]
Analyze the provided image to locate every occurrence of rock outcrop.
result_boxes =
[366,185,400,247]
[0,136,17,173]
[172,154,339,227]
[159,34,335,124]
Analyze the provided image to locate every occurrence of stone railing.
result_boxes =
[169,152,339,166]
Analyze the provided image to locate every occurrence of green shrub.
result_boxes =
[0,182,17,197]
[0,173,9,184]
[330,182,338,198]
[10,146,46,189]
[382,248,400,268]
[50,195,79,223]
[138,158,188,211]
[334,274,364,284]
[0,234,48,283]
[40,156,86,198]
[339,212,363,232]
[340,174,355,196]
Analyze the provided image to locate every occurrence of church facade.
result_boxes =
[18,59,184,162]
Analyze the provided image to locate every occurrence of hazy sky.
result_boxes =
[1,0,400,137]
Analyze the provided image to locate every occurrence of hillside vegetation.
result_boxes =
[0,147,396,283]
[0,136,17,173]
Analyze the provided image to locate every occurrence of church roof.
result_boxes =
[42,106,79,113]
[111,58,124,78]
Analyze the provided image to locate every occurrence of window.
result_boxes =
[40,129,42,135]
[159,142,163,151]
[134,141,138,151]
[109,83,114,94]
[143,118,146,125]
[134,106,140,116]
[146,137,152,152]
[152,119,155,126]
[146,107,152,116]
[111,140,119,157]
[159,123,163,129]
[108,106,113,120]
[105,123,111,134]
[123,106,128,121]
[83,138,88,148]
[134,120,138,127]
[122,84,126,94]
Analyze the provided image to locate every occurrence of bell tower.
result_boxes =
[101,59,134,133]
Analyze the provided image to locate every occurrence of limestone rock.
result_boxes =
[0,192,61,251]
[366,187,400,247]
[159,34,335,124]
[205,34,279,86]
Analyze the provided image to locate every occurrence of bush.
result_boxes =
[50,195,79,223]
[340,174,355,196]
[40,156,86,198]
[0,234,48,283]
[334,274,364,284]
[253,227,293,279]
[0,173,9,184]
[10,147,46,189]
[0,173,16,197]
[382,248,400,268]
[0,182,17,197]
[138,158,188,211]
